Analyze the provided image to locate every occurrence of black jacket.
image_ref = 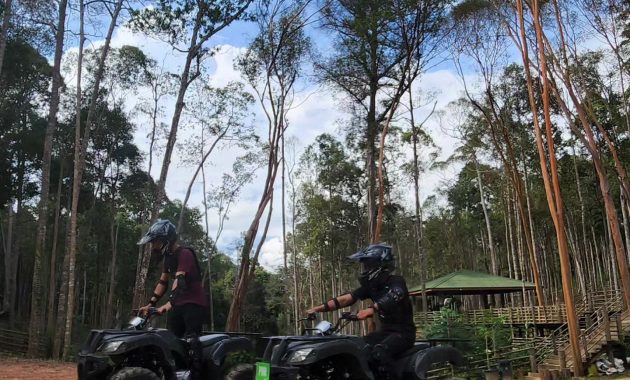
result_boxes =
[351,274,416,335]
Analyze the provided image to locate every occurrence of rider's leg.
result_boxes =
[167,305,186,338]
[367,330,415,380]
[183,305,207,380]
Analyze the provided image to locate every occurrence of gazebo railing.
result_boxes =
[414,288,624,327]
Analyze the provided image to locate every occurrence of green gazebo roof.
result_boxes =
[408,270,536,296]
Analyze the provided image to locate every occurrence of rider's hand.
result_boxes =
[305,306,319,315]
[356,307,375,320]
[157,302,172,315]
[138,304,152,317]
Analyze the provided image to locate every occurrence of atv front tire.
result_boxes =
[110,367,160,380]
[225,363,255,380]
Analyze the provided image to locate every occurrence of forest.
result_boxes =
[2,0,630,366]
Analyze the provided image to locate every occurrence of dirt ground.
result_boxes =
[0,356,76,380]
[5,356,630,380]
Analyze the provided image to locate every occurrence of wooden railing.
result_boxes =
[535,289,626,370]
[425,339,535,379]
[414,289,625,328]
[415,288,627,375]
[0,328,45,356]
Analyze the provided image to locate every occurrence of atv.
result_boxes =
[77,307,253,380]
[227,312,465,380]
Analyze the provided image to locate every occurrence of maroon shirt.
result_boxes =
[163,247,208,307]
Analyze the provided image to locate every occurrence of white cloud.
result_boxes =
[72,24,470,272]
[258,237,286,271]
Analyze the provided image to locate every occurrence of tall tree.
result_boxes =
[318,0,449,242]
[177,81,255,233]
[58,0,124,359]
[451,1,545,305]
[227,0,311,331]
[0,0,12,81]
[373,0,448,242]
[514,0,582,372]
[0,37,51,326]
[129,0,254,310]
[27,0,68,356]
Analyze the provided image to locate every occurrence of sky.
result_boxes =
[73,6,472,271]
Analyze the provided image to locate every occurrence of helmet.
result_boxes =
[137,219,178,246]
[348,243,394,285]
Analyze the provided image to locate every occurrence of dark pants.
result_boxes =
[167,303,207,338]
[364,328,415,380]
[167,304,207,380]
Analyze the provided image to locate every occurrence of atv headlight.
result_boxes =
[288,348,314,363]
[97,340,125,354]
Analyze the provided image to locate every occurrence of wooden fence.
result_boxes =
[415,289,625,327]
[0,328,45,356]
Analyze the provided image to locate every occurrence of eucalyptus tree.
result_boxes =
[0,38,51,329]
[206,151,262,329]
[449,1,546,305]
[177,80,255,233]
[227,0,311,331]
[53,0,132,357]
[129,0,254,310]
[27,0,67,355]
[0,0,12,79]
[317,0,450,243]
[506,0,584,371]
[497,0,630,312]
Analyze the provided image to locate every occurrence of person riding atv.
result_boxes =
[137,219,209,380]
[306,243,415,380]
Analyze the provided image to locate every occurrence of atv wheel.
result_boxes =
[225,363,254,380]
[110,367,160,380]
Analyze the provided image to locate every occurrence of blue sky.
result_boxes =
[60,3,473,270]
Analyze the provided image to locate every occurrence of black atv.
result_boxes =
[227,312,465,380]
[77,307,253,380]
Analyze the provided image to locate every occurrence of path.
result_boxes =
[0,356,76,380]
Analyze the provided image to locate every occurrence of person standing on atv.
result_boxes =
[137,219,208,379]
[305,243,416,380]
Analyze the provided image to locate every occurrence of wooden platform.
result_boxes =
[414,289,624,327]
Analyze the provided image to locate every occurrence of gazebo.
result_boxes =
[409,270,536,310]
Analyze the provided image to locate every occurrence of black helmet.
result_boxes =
[348,243,394,285]
[137,219,178,246]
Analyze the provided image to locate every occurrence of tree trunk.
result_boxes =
[226,81,287,331]
[0,0,13,83]
[622,190,630,264]
[282,131,287,272]
[200,156,214,330]
[516,0,582,372]
[104,219,119,327]
[177,128,228,234]
[46,161,64,339]
[133,11,202,309]
[546,0,630,309]
[81,270,86,324]
[407,86,428,323]
[2,203,14,322]
[288,152,300,334]
[466,84,544,305]
[28,0,68,356]
[474,155,497,275]
[62,0,123,359]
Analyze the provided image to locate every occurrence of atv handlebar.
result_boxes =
[300,311,359,335]
[131,307,159,317]
[125,307,159,330]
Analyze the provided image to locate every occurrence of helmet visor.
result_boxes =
[137,234,154,245]
[360,260,381,274]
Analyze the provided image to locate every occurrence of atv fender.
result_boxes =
[208,336,253,367]
[294,339,372,377]
[113,337,180,377]
[414,346,465,379]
